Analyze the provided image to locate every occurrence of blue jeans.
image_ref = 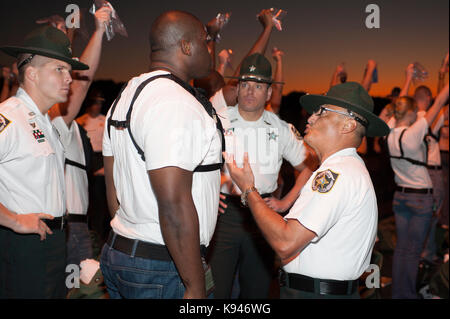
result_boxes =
[392,191,433,299]
[66,221,93,266]
[100,243,185,299]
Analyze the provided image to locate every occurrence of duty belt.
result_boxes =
[44,216,66,231]
[279,269,358,296]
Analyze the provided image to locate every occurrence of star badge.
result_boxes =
[249,65,256,72]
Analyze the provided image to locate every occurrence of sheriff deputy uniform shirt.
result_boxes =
[217,106,306,195]
[284,148,378,281]
[103,71,222,246]
[0,88,66,217]
[52,117,88,215]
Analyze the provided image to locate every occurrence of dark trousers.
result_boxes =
[0,226,67,298]
[207,196,275,299]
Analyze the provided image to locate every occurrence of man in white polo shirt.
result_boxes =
[208,53,309,298]
[225,82,390,299]
[100,11,222,299]
[0,25,89,298]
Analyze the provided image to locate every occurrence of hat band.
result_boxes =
[240,75,272,83]
[17,54,35,69]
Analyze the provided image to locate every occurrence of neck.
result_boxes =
[149,61,190,83]
[237,106,265,122]
[21,84,53,115]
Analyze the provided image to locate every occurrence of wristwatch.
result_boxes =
[241,186,258,207]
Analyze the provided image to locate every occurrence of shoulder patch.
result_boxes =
[0,113,11,134]
[290,125,302,140]
[312,169,340,193]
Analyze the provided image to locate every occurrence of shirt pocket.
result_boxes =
[27,128,57,157]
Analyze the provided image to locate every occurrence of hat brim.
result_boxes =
[0,46,89,70]
[224,75,284,85]
[300,94,390,137]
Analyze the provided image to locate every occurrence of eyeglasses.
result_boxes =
[314,105,368,128]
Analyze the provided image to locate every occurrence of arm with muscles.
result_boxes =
[103,155,119,218]
[437,52,448,94]
[425,83,449,127]
[222,9,276,106]
[268,48,284,114]
[0,202,53,240]
[149,167,206,299]
[49,6,111,125]
[361,59,377,92]
[399,63,415,97]
[224,152,316,264]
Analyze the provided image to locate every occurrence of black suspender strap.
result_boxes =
[65,158,87,171]
[107,73,224,171]
[388,128,429,167]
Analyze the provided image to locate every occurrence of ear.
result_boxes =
[341,118,358,134]
[180,39,192,56]
[265,86,273,102]
[24,65,37,84]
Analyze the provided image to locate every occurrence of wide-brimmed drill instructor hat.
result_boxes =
[300,81,389,137]
[226,53,284,85]
[0,25,89,70]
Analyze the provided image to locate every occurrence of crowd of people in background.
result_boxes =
[0,7,448,300]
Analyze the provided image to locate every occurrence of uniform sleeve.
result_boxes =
[282,123,306,167]
[102,111,112,157]
[0,112,14,161]
[142,100,213,172]
[285,168,346,242]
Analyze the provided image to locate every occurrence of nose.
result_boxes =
[66,71,72,85]
[307,112,318,125]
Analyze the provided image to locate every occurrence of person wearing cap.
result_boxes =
[224,81,390,299]
[0,26,89,298]
[386,83,449,299]
[208,53,310,298]
[48,6,111,269]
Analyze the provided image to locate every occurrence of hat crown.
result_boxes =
[326,82,374,113]
[239,53,272,82]
[23,26,73,59]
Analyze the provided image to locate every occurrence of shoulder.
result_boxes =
[0,97,27,134]
[265,111,302,140]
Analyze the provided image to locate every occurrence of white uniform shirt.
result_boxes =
[387,116,432,188]
[0,88,66,217]
[103,71,222,246]
[52,117,89,215]
[76,113,105,152]
[217,106,306,194]
[283,148,378,281]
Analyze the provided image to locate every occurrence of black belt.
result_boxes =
[395,186,433,194]
[279,270,358,296]
[44,216,66,231]
[67,214,88,223]
[107,231,207,261]
[427,165,442,170]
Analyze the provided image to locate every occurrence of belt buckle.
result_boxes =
[61,216,65,231]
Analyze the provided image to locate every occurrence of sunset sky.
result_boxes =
[1,0,448,96]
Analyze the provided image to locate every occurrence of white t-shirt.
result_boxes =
[76,113,105,152]
[217,106,306,194]
[283,148,378,281]
[0,88,66,217]
[103,71,222,246]
[52,117,89,215]
[387,117,432,188]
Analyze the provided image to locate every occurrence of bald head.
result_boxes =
[150,11,204,54]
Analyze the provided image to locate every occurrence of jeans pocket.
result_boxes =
[116,273,163,299]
